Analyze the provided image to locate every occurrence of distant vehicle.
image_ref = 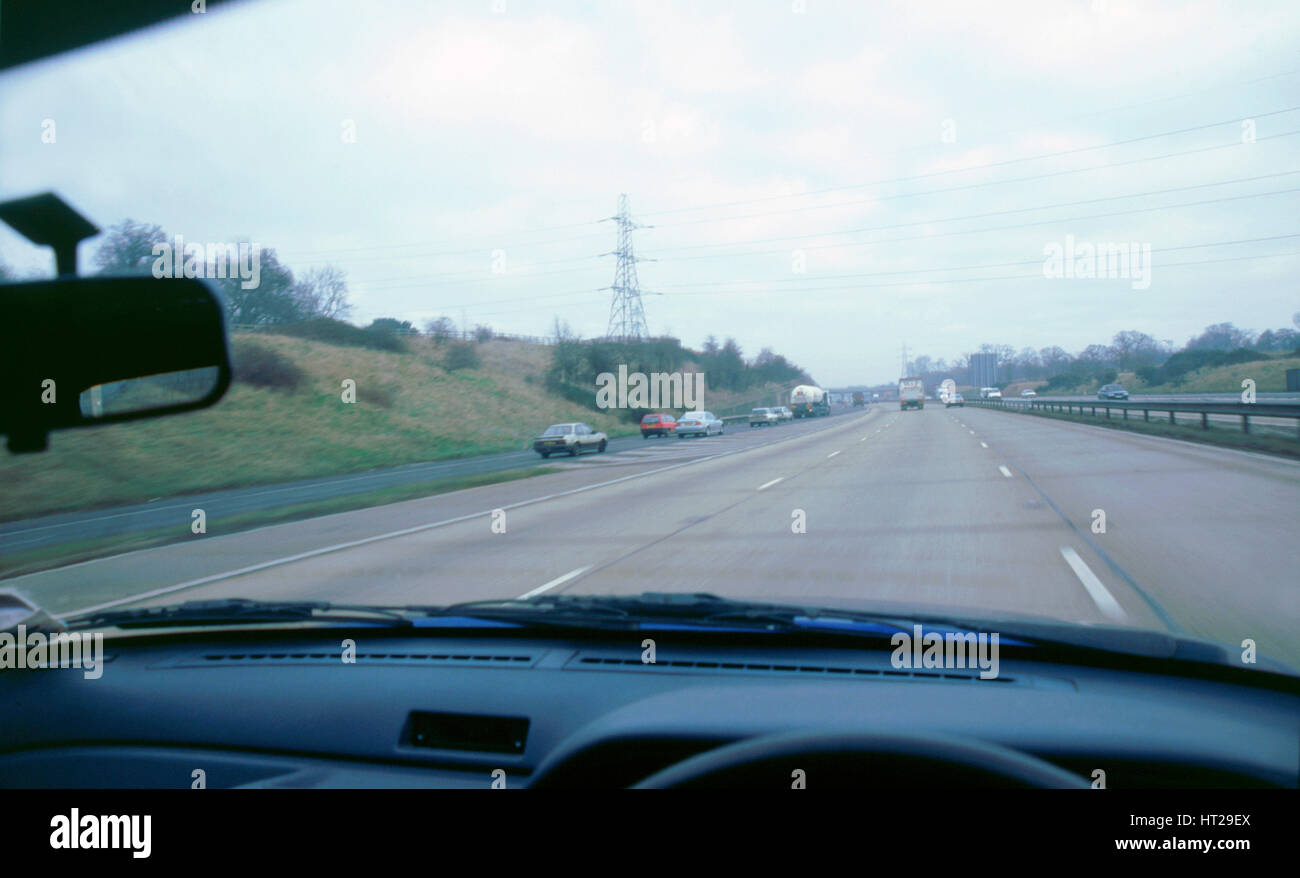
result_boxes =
[1098,384,1130,400]
[872,392,880,400]
[640,413,677,438]
[946,393,965,408]
[533,423,607,457]
[677,411,724,437]
[980,387,1002,399]
[898,377,925,411]
[774,406,794,421]
[1020,389,1037,398]
[789,385,830,418]
[749,407,779,427]
[852,391,865,407]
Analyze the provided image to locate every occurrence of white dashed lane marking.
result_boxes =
[1059,547,1127,622]
[518,565,591,599]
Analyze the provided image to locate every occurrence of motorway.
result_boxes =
[7,403,1299,671]
[0,415,799,555]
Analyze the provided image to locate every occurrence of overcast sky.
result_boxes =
[2,0,1298,386]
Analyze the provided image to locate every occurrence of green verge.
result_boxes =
[970,404,1300,461]
[0,466,557,580]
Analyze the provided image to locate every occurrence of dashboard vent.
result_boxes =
[170,650,537,668]
[570,654,1014,684]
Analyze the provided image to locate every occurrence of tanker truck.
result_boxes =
[789,385,830,418]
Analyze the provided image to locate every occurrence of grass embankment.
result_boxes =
[0,334,623,523]
[0,332,794,524]
[0,466,557,579]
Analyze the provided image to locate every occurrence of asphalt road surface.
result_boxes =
[9,404,1300,670]
[0,410,843,555]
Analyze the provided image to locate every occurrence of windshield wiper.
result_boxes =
[53,593,1285,676]
[63,598,417,630]
[423,593,1018,639]
[419,593,1254,668]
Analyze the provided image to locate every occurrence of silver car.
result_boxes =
[533,422,608,457]
[677,411,724,437]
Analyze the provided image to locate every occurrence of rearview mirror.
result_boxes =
[0,276,231,453]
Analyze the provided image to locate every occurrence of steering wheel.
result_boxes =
[631,730,1091,789]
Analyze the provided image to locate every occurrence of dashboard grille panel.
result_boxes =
[570,654,1016,684]
[160,651,538,668]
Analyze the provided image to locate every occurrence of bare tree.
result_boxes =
[425,316,456,343]
[94,219,167,274]
[293,265,352,319]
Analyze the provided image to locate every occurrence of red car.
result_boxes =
[640,413,678,438]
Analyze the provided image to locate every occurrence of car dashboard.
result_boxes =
[1,628,1296,789]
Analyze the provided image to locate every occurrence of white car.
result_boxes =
[533,422,608,457]
[775,406,794,421]
[677,411,724,437]
[1020,389,1037,397]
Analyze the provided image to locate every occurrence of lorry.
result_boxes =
[789,384,831,418]
[852,391,865,407]
[898,377,924,411]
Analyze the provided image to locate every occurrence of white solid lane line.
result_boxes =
[757,477,784,491]
[1059,547,1127,622]
[980,442,988,448]
[827,451,840,458]
[998,465,1013,478]
[518,565,591,599]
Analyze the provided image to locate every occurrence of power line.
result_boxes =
[637,105,1300,218]
[376,236,1299,316]
[642,130,1300,232]
[657,251,1300,298]
[650,170,1300,256]
[663,186,1300,263]
[331,163,1300,292]
[774,67,1300,169]
[654,233,1300,291]
[276,96,1300,261]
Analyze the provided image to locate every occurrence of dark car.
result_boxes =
[640,413,678,438]
[1098,384,1130,400]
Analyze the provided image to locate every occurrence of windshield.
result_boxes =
[1,0,1298,683]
